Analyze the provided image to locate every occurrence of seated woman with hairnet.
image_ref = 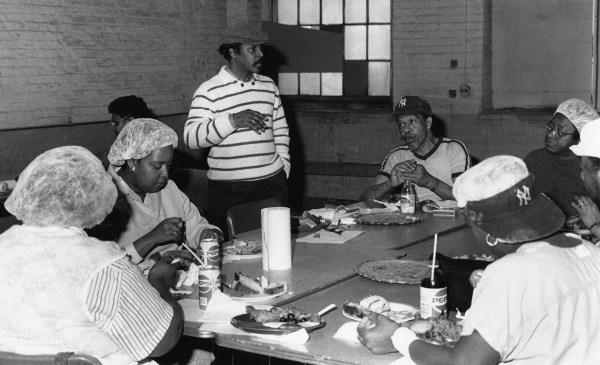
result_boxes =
[0,146,185,364]
[358,155,600,365]
[89,118,222,267]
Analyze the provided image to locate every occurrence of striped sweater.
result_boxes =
[184,66,290,181]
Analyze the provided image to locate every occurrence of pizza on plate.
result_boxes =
[355,259,430,284]
[356,212,424,226]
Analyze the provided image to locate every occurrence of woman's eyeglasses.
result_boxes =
[545,122,576,139]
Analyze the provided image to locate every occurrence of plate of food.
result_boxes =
[223,272,288,302]
[223,238,262,260]
[231,305,326,335]
[343,295,417,324]
[408,317,462,347]
[355,259,430,284]
[356,212,424,226]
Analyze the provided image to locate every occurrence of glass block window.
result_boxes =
[271,0,391,97]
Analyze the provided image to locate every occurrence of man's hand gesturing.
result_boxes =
[232,109,267,134]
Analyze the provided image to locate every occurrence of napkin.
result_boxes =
[333,322,416,365]
[308,208,335,220]
[253,328,309,344]
[333,321,361,343]
[200,290,249,323]
[296,230,364,244]
[308,208,357,221]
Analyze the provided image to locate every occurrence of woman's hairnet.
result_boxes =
[5,146,117,229]
[108,118,178,166]
[555,98,599,133]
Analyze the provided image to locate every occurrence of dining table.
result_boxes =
[181,203,476,365]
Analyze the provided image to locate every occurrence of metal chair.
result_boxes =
[226,198,282,238]
[0,351,101,365]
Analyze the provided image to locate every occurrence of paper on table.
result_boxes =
[200,290,249,323]
[308,208,335,220]
[333,321,360,343]
[296,230,364,244]
[333,322,416,365]
[254,328,310,344]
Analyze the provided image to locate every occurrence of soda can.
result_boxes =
[199,238,220,268]
[198,267,221,310]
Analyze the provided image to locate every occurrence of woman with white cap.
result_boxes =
[0,146,186,364]
[524,98,599,217]
[571,119,600,242]
[89,118,222,267]
[358,155,600,364]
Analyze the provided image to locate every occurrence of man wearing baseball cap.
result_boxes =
[524,98,599,217]
[184,23,290,238]
[359,155,600,364]
[571,119,600,242]
[361,96,470,202]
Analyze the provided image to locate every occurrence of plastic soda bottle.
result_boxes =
[420,265,447,318]
[400,179,416,214]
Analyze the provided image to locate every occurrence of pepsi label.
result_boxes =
[420,287,447,318]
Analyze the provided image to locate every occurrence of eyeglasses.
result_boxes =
[545,122,577,139]
[109,116,132,126]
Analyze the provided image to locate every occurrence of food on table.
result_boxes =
[227,272,288,297]
[356,212,424,226]
[343,295,416,323]
[246,305,321,326]
[291,211,331,231]
[360,295,391,313]
[342,301,364,317]
[355,259,431,284]
[453,253,495,261]
[223,238,262,255]
[409,317,462,347]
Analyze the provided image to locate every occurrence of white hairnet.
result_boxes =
[5,146,117,228]
[555,98,599,132]
[108,118,178,166]
[453,155,528,208]
[571,120,600,159]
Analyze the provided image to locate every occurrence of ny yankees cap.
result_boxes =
[394,96,432,118]
[453,155,564,244]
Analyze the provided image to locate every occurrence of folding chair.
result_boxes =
[226,198,283,238]
[0,351,101,365]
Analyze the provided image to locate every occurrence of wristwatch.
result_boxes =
[588,221,600,231]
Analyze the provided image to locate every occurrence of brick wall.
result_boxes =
[0,0,569,202]
[0,0,230,175]
[392,0,484,115]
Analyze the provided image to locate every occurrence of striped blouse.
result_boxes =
[0,225,172,364]
[184,66,290,181]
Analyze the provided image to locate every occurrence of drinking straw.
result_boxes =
[181,241,209,270]
[430,233,438,281]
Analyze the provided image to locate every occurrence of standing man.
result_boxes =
[361,96,470,202]
[184,22,290,238]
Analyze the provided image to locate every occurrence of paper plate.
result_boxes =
[225,288,289,303]
[343,302,417,324]
[230,314,325,335]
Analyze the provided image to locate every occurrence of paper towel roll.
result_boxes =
[261,207,292,271]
